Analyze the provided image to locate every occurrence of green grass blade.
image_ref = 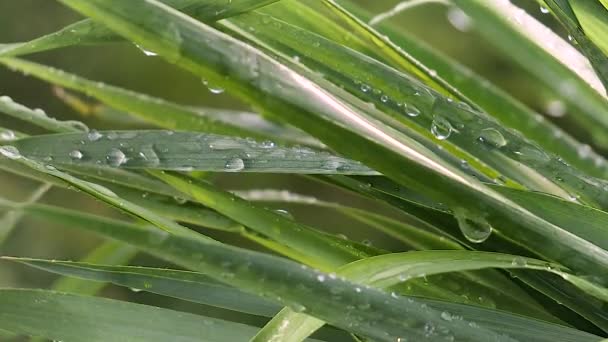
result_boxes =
[225,12,608,201]
[0,58,265,139]
[0,183,51,245]
[320,0,470,102]
[53,0,608,291]
[0,200,511,341]
[154,171,368,270]
[341,0,608,178]
[540,0,608,90]
[0,95,87,133]
[235,189,462,250]
[0,127,25,141]
[50,241,138,294]
[10,130,377,175]
[0,288,261,342]
[0,0,280,58]
[569,0,608,57]
[237,188,557,321]
[254,250,605,342]
[5,258,281,317]
[452,0,608,148]
[0,147,203,238]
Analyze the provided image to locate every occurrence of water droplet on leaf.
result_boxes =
[478,128,507,148]
[431,117,452,140]
[106,148,127,167]
[454,209,492,243]
[224,158,245,172]
[0,146,21,159]
[69,150,83,160]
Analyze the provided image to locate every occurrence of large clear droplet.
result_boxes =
[224,158,245,172]
[454,209,492,243]
[0,130,16,141]
[87,130,103,141]
[69,150,83,160]
[478,128,507,148]
[402,103,421,117]
[0,146,21,160]
[431,117,452,140]
[106,148,127,167]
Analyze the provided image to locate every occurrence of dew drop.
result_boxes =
[360,83,371,93]
[447,7,472,31]
[478,128,507,148]
[87,130,103,141]
[540,5,549,14]
[511,256,527,267]
[69,150,83,160]
[261,140,275,149]
[431,117,452,140]
[0,130,16,141]
[0,146,21,159]
[454,209,492,243]
[402,103,421,117]
[380,94,389,103]
[317,274,326,282]
[545,100,566,117]
[106,148,127,167]
[440,311,453,321]
[224,157,245,172]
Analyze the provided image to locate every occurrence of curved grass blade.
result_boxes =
[0,0,280,58]
[4,257,280,317]
[235,189,462,250]
[50,240,138,294]
[254,250,606,342]
[365,176,608,253]
[8,257,599,342]
[341,0,608,178]
[239,188,558,322]
[452,0,608,149]
[55,0,608,285]
[0,288,262,342]
[10,130,377,175]
[1,146,383,295]
[225,12,608,208]
[0,183,51,245]
[0,155,243,233]
[320,0,469,103]
[540,0,608,90]
[337,175,608,332]
[0,146,203,238]
[0,58,265,140]
[154,171,369,270]
[0,95,87,133]
[569,0,608,56]
[0,200,511,341]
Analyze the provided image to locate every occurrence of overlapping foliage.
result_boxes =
[1,0,607,341]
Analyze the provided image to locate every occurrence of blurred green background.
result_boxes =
[0,0,573,334]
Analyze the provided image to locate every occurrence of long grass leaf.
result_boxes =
[0,198,511,341]
[0,288,262,342]
[10,130,376,175]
